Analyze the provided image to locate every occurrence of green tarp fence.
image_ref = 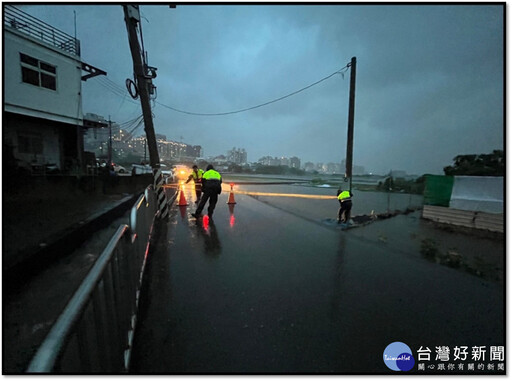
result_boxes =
[423,174,454,207]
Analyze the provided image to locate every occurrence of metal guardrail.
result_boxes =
[26,186,158,373]
[4,5,80,56]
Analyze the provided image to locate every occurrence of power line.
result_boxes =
[119,113,144,127]
[91,62,350,119]
[122,114,145,141]
[155,63,351,116]
[93,77,140,106]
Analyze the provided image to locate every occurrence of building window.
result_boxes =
[18,133,43,154]
[20,53,57,90]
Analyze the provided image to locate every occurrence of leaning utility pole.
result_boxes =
[123,5,159,168]
[123,5,169,219]
[345,56,357,192]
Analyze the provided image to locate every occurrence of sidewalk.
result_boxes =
[3,187,144,373]
[3,209,132,373]
[4,191,127,262]
[4,190,140,290]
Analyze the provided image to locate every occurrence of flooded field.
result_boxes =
[221,175,503,286]
[223,178,423,221]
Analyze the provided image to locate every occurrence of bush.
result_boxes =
[420,238,439,259]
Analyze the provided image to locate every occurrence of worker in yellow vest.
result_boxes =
[192,164,222,219]
[185,165,204,203]
[337,188,353,224]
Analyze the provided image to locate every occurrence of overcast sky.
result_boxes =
[20,3,503,175]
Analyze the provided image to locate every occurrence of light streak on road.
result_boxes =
[233,191,336,200]
[163,183,337,200]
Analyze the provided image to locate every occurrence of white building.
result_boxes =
[227,147,247,165]
[4,5,105,173]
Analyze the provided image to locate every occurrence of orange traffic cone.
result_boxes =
[227,183,236,204]
[178,187,189,206]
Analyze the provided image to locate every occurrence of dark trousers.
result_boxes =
[194,187,202,202]
[196,190,219,216]
[338,200,352,222]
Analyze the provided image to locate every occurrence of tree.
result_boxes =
[443,150,503,176]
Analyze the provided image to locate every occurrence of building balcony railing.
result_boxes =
[4,4,80,56]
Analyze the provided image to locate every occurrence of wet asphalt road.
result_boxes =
[130,186,504,374]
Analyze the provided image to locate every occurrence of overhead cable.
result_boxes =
[119,114,144,127]
[155,63,351,116]
[94,76,140,106]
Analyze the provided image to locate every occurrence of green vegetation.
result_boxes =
[376,175,426,194]
[444,149,503,176]
[420,238,439,259]
[353,184,378,191]
[228,164,306,176]
[310,177,325,185]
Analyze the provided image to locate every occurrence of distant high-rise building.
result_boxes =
[227,147,247,164]
[258,156,280,166]
[341,159,365,175]
[189,145,203,158]
[326,162,340,174]
[290,156,301,169]
[280,157,290,167]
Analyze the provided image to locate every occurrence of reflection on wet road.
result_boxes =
[130,184,503,374]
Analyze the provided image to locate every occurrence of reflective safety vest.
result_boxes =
[191,169,204,182]
[338,190,352,202]
[202,169,221,181]
[202,169,222,193]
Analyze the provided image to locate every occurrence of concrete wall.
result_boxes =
[4,174,155,199]
[422,205,503,233]
[4,115,61,167]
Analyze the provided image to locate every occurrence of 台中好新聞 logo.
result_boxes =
[383,342,415,371]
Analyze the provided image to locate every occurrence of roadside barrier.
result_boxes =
[153,168,169,219]
[26,185,158,373]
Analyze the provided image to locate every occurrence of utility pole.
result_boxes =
[123,5,160,168]
[108,117,112,165]
[123,5,169,219]
[345,56,357,192]
[144,137,147,163]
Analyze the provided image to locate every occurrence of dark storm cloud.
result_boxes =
[19,4,503,174]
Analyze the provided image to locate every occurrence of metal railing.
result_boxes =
[26,186,158,373]
[4,5,80,56]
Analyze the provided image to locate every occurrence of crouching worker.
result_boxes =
[185,165,204,203]
[192,164,222,219]
[337,188,353,224]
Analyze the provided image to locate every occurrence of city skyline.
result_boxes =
[85,125,377,175]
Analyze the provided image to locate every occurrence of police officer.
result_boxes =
[337,188,353,224]
[185,165,204,203]
[192,164,222,218]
